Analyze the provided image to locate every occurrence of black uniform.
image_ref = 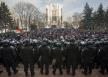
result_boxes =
[1,44,18,76]
[99,45,108,74]
[0,47,3,74]
[52,46,63,75]
[81,45,97,75]
[33,44,40,68]
[39,45,50,75]
[20,45,35,76]
[0,47,2,64]
[15,44,22,65]
[66,44,80,76]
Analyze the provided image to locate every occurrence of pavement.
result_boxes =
[0,65,108,77]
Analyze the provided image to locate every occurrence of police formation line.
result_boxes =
[0,39,108,77]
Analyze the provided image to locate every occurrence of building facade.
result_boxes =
[0,0,4,5]
[46,2,63,28]
[72,13,83,29]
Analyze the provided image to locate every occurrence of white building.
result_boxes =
[0,0,4,4]
[0,0,2,3]
[72,13,83,29]
[46,2,63,28]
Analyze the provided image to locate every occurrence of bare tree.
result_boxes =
[14,2,44,30]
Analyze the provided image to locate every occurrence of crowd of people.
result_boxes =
[0,28,108,77]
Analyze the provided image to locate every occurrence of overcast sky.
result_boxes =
[3,0,108,20]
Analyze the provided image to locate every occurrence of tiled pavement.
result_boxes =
[0,65,108,77]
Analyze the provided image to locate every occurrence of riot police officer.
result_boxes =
[1,42,18,76]
[0,44,3,74]
[81,44,97,75]
[38,42,50,75]
[52,43,63,75]
[20,41,35,77]
[99,43,108,75]
[66,44,80,76]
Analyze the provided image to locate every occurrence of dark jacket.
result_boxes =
[20,46,35,64]
[1,46,16,65]
[66,45,80,65]
[53,47,63,64]
[39,46,50,64]
[81,46,97,64]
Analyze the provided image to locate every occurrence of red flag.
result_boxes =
[16,26,23,32]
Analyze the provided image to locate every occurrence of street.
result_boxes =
[0,65,108,77]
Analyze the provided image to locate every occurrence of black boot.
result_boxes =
[8,72,11,76]
[0,70,3,74]
[99,70,105,75]
[53,71,56,75]
[31,72,35,77]
[60,71,63,75]
[82,71,87,75]
[40,70,43,74]
[14,70,18,74]
[45,72,49,75]
[72,71,75,76]
[67,70,70,75]
[25,72,28,77]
